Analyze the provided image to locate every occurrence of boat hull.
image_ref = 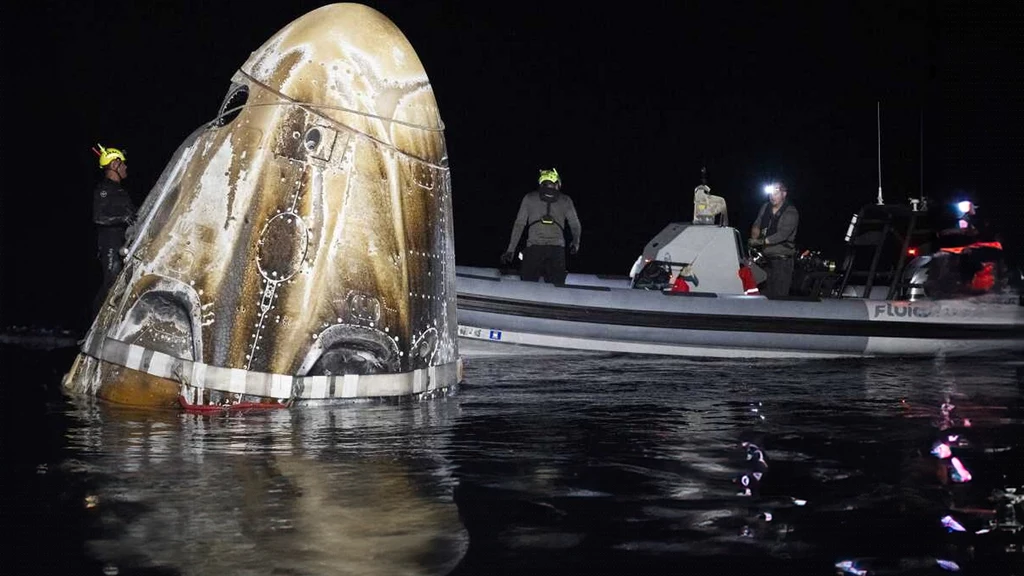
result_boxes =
[455,267,1024,359]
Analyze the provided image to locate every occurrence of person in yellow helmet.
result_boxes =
[502,167,582,285]
[91,143,137,313]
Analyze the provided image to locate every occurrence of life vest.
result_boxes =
[529,188,564,230]
[939,241,1003,254]
[939,241,1002,293]
[757,201,796,251]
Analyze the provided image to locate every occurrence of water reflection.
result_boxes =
[10,348,1024,575]
[446,356,820,573]
[445,355,1024,575]
[64,398,468,576]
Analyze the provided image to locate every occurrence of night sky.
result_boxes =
[2,1,1022,331]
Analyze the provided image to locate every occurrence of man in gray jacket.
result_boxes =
[748,182,799,298]
[502,168,582,285]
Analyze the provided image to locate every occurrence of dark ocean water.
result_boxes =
[4,345,1024,576]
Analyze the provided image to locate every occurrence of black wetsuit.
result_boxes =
[92,178,135,312]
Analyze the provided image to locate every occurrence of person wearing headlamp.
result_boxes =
[749,182,799,298]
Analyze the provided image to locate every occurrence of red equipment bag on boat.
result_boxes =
[739,265,760,295]
[670,276,691,293]
[969,262,996,292]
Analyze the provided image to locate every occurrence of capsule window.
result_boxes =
[214,85,249,127]
[304,125,338,162]
[304,128,322,152]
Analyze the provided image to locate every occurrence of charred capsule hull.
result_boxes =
[64,3,461,408]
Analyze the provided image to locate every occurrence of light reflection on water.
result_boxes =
[64,399,468,576]
[15,351,1024,575]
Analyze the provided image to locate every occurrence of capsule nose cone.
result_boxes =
[239,3,444,155]
[244,4,431,88]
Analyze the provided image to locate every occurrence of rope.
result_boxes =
[232,69,446,132]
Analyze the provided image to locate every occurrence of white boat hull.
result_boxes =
[456,267,1024,359]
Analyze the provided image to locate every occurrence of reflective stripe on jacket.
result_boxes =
[506,189,582,250]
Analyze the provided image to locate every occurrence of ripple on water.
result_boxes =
[10,350,1024,575]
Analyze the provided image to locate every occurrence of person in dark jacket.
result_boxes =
[91,143,136,313]
[748,182,799,298]
[502,168,582,285]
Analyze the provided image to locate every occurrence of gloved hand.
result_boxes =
[500,251,515,265]
[747,237,764,248]
[569,243,579,255]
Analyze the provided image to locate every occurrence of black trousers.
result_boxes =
[94,226,126,314]
[760,256,794,299]
[521,244,567,285]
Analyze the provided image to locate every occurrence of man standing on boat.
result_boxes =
[748,182,799,298]
[501,168,582,285]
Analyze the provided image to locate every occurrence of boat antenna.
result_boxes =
[906,108,925,212]
[919,108,924,203]
[701,165,708,186]
[876,101,884,205]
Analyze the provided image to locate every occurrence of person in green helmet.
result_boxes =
[502,168,582,285]
[91,143,137,313]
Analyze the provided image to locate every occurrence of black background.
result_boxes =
[2,1,1022,331]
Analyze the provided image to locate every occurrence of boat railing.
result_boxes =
[835,203,934,301]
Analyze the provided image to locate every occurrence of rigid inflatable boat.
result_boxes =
[456,181,1024,359]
